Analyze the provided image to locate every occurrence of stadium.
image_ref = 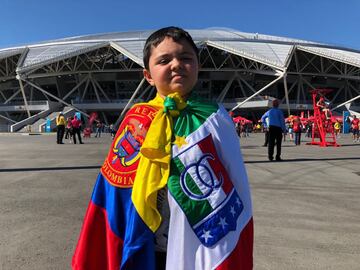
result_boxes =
[0,27,359,132]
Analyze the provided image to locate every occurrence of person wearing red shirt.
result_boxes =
[316,96,330,120]
[351,115,359,142]
[292,116,302,145]
[71,115,84,144]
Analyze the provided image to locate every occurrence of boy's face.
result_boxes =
[143,37,199,98]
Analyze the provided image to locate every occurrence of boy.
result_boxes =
[72,27,253,270]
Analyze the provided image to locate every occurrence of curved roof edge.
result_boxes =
[1,27,358,54]
[2,28,360,76]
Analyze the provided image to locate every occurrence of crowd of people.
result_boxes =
[231,101,360,162]
[235,120,251,137]
[56,113,84,144]
[281,114,360,144]
[55,112,117,144]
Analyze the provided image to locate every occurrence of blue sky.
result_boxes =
[1,0,359,50]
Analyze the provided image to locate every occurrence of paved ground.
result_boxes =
[0,132,359,270]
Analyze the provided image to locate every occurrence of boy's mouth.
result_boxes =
[172,74,186,81]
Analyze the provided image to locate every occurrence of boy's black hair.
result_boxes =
[143,26,199,70]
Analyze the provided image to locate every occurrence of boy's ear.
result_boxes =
[143,69,155,86]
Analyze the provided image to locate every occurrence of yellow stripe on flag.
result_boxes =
[131,93,187,232]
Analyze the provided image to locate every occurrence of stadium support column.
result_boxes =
[331,94,360,111]
[0,114,16,124]
[114,77,146,128]
[217,74,236,103]
[23,79,90,118]
[230,72,285,111]
[283,72,291,115]
[16,74,31,118]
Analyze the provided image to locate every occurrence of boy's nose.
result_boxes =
[171,58,183,70]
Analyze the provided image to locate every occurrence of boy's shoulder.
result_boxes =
[186,94,220,111]
[127,103,158,120]
[187,93,216,104]
[101,103,158,188]
[116,103,159,138]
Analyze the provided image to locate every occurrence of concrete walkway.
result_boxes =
[0,132,359,270]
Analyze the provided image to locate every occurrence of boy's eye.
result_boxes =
[158,58,170,64]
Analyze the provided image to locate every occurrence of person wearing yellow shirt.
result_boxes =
[56,112,66,144]
[334,120,341,138]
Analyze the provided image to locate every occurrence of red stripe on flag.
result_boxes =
[72,202,123,270]
[197,135,233,194]
[216,217,254,270]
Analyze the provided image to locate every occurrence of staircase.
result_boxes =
[10,103,78,133]
[38,107,76,132]
[10,102,62,132]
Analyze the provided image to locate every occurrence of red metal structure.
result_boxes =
[83,112,98,138]
[307,89,339,147]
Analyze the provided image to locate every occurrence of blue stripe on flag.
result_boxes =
[91,173,156,269]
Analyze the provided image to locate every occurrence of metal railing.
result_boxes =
[0,100,49,106]
[0,124,10,132]
[71,98,144,104]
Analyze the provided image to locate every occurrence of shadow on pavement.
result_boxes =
[245,156,360,164]
[0,165,101,173]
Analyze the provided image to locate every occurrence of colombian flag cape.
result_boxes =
[72,93,253,270]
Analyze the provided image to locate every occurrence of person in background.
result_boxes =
[334,119,341,138]
[262,99,286,161]
[94,121,103,138]
[292,116,302,145]
[109,123,116,139]
[283,121,289,141]
[71,114,83,144]
[288,118,294,141]
[351,115,359,142]
[316,95,330,120]
[260,113,269,147]
[240,120,246,137]
[235,121,241,137]
[65,116,74,143]
[56,112,66,144]
[242,120,250,137]
[305,121,312,138]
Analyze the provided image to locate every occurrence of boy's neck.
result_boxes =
[158,92,191,101]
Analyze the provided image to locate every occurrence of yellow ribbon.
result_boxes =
[131,92,187,232]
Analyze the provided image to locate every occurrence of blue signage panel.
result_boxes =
[343,111,350,134]
[45,118,51,132]
[75,112,81,120]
